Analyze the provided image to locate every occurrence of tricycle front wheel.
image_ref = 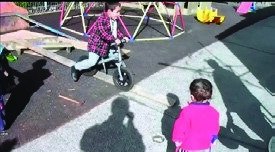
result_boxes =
[113,67,134,91]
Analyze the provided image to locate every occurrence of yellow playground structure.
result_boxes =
[196,7,225,24]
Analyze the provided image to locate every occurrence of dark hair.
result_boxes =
[189,78,213,102]
[104,2,121,12]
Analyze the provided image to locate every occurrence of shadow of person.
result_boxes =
[0,48,17,94]
[0,138,18,152]
[207,59,273,151]
[161,93,182,152]
[216,6,275,40]
[4,59,51,129]
[80,97,145,152]
[219,112,264,150]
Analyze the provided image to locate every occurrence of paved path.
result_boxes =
[13,39,274,152]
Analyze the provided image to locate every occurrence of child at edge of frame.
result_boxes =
[0,44,10,136]
[172,78,220,152]
[71,2,130,82]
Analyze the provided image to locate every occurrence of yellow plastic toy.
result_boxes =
[196,7,225,24]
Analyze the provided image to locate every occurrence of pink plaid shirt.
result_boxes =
[87,12,124,57]
[172,101,220,150]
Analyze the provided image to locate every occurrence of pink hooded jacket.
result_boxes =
[172,101,220,150]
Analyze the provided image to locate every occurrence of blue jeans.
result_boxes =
[75,52,100,71]
[75,49,116,71]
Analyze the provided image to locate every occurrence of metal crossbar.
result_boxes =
[15,13,78,40]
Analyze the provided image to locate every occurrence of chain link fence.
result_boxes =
[23,2,105,16]
[21,2,274,16]
[227,2,274,8]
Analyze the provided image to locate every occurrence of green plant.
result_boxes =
[14,2,31,8]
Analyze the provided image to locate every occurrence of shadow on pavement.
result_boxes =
[4,59,51,129]
[80,97,145,152]
[161,93,181,152]
[216,6,275,40]
[215,6,275,96]
[0,138,18,152]
[207,59,273,152]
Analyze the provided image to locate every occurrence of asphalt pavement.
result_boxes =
[0,2,274,152]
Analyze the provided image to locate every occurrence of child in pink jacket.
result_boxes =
[172,78,220,152]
